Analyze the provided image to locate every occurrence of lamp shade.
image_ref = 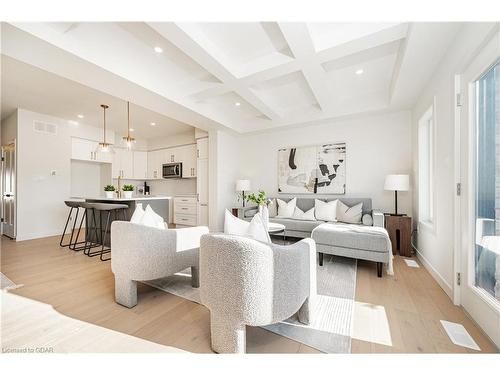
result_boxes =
[384,174,410,191]
[236,179,251,192]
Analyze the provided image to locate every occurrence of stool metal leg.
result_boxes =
[68,208,87,251]
[60,207,75,247]
[84,208,101,256]
[87,210,111,259]
[100,210,112,261]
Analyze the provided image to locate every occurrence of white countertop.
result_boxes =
[72,195,173,202]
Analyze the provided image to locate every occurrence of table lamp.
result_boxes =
[236,179,251,207]
[384,174,409,215]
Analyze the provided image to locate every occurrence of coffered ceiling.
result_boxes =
[1,22,462,135]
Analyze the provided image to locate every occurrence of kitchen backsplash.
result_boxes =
[116,178,197,196]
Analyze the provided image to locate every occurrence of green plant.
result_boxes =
[104,185,115,192]
[122,184,134,192]
[246,190,271,206]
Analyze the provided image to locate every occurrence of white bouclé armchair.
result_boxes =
[111,221,209,308]
[199,234,317,353]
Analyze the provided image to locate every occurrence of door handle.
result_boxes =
[4,194,13,197]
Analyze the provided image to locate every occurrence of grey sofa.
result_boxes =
[240,197,384,237]
[240,197,392,277]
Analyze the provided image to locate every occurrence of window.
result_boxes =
[473,60,499,300]
[418,103,434,225]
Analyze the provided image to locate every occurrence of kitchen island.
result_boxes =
[80,195,172,223]
[82,195,172,223]
[72,196,172,249]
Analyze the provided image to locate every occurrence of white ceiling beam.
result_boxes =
[182,24,409,107]
[278,23,333,112]
[148,22,281,121]
[315,23,409,63]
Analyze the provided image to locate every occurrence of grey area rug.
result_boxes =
[0,272,23,290]
[145,254,357,353]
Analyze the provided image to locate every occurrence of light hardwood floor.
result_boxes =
[1,235,497,353]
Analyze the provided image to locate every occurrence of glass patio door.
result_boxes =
[459,30,500,348]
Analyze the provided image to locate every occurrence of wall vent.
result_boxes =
[33,121,58,136]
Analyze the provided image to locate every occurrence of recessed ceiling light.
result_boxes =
[130,128,135,132]
[355,69,364,75]
[150,122,156,126]
[235,102,241,106]
[77,114,84,119]
[154,46,163,53]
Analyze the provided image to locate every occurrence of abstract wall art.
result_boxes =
[278,142,346,194]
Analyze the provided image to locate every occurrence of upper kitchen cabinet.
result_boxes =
[112,148,133,179]
[133,151,148,179]
[179,144,197,178]
[165,148,179,163]
[71,137,112,163]
[197,138,208,159]
[147,149,163,179]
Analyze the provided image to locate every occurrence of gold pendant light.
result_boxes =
[97,104,114,153]
[122,101,135,150]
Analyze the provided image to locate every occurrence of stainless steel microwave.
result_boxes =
[162,163,182,178]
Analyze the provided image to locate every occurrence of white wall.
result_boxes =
[211,130,242,231]
[1,111,18,145]
[70,160,103,198]
[240,111,413,214]
[411,23,498,298]
[15,108,113,240]
[12,108,200,240]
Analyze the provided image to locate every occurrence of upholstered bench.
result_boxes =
[311,222,392,277]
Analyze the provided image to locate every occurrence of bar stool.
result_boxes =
[60,200,86,249]
[85,203,129,261]
[74,202,102,253]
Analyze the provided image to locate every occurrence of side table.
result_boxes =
[385,214,412,257]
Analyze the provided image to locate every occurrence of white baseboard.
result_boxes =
[414,245,454,299]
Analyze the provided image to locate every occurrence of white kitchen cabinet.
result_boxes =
[133,151,148,179]
[71,137,113,163]
[166,148,178,163]
[174,196,198,227]
[95,149,113,163]
[196,137,209,226]
[72,138,97,162]
[196,158,208,203]
[72,138,93,161]
[180,144,197,178]
[197,137,208,159]
[147,149,163,179]
[112,148,133,179]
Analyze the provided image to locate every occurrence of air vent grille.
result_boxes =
[33,121,58,135]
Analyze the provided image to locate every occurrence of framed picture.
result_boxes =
[278,142,346,194]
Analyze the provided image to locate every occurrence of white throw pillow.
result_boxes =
[224,209,271,243]
[337,201,363,224]
[292,207,316,221]
[315,199,338,222]
[276,198,297,218]
[141,205,166,229]
[130,203,145,224]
